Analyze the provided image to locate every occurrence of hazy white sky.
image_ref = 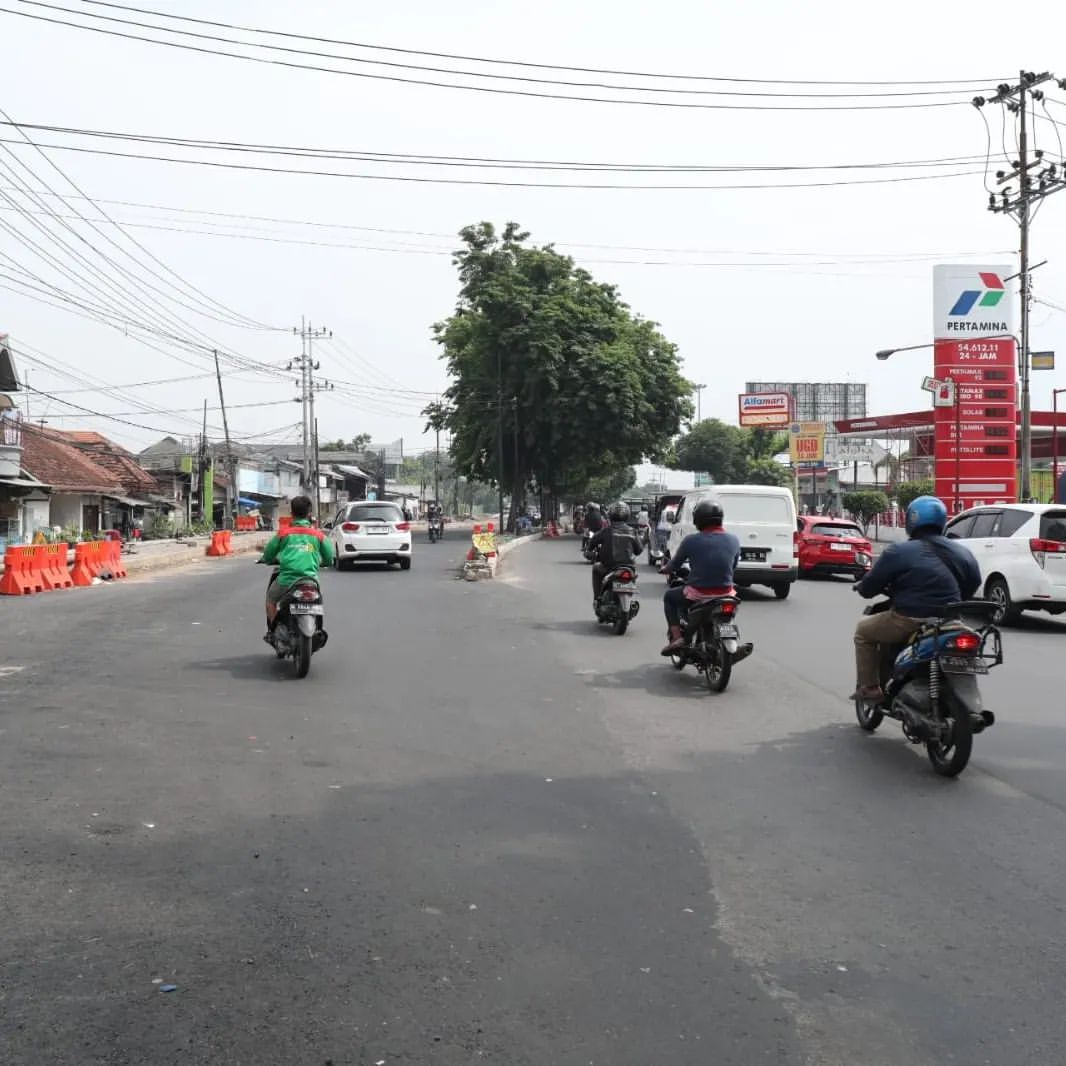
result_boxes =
[2,0,1065,459]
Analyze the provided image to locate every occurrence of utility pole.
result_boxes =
[976,70,1064,501]
[213,349,237,529]
[313,416,322,522]
[512,395,520,529]
[694,383,707,423]
[496,347,504,531]
[291,319,333,495]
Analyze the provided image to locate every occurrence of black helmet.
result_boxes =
[608,501,630,522]
[693,500,724,530]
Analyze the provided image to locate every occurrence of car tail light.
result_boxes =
[951,632,980,652]
[793,531,800,558]
[717,601,737,617]
[341,522,360,532]
[1030,537,1066,568]
[617,569,633,582]
[395,522,411,532]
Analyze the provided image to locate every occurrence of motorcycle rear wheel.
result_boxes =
[703,641,732,693]
[612,615,629,635]
[294,633,313,679]
[926,696,973,777]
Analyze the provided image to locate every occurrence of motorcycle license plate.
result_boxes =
[716,623,739,638]
[941,655,987,674]
[614,583,636,593]
[289,604,323,615]
[741,549,767,562]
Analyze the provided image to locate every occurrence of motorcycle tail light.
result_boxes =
[718,601,737,617]
[295,585,319,602]
[618,569,633,581]
[952,633,980,652]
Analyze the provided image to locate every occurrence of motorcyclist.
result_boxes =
[661,501,740,654]
[584,501,605,535]
[852,494,981,701]
[259,495,334,640]
[588,501,643,606]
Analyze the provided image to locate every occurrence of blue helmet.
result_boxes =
[905,495,948,536]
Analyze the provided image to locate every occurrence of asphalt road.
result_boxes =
[3,535,1065,1064]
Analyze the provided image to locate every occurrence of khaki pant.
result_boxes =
[854,610,923,689]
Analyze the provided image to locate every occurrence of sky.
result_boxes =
[2,0,1065,469]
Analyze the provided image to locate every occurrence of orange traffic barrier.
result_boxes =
[278,515,292,535]
[0,545,42,595]
[236,516,256,531]
[70,542,95,586]
[206,531,228,557]
[222,530,233,554]
[107,539,128,579]
[34,544,73,589]
[92,540,113,581]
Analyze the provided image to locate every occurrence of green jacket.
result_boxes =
[260,520,334,587]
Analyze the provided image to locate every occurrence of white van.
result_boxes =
[668,485,798,599]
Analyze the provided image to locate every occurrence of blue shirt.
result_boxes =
[856,534,981,616]
[668,529,741,589]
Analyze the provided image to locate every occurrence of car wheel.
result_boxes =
[772,583,791,600]
[985,576,1020,625]
[399,558,412,571]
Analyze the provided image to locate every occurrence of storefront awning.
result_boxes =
[106,494,154,508]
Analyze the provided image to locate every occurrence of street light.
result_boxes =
[693,383,707,422]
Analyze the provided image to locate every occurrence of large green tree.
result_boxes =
[671,419,790,486]
[433,222,692,529]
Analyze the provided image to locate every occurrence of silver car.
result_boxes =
[328,500,413,571]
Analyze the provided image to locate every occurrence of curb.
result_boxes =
[124,534,269,577]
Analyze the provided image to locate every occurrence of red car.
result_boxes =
[797,516,873,578]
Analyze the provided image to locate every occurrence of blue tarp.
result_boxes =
[238,496,260,507]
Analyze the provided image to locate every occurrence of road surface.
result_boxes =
[2,535,1065,1064]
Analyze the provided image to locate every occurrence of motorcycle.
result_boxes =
[854,595,999,777]
[428,516,444,543]
[595,564,641,635]
[261,563,328,678]
[649,529,669,570]
[665,568,753,693]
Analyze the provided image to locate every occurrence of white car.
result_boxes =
[668,484,798,598]
[328,500,412,571]
[944,504,1066,624]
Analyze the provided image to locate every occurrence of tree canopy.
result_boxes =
[670,419,791,487]
[432,222,692,524]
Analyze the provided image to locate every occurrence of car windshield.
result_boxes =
[811,523,862,538]
[347,504,402,523]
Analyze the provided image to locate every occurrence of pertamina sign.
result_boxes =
[932,264,1017,510]
[933,264,1013,339]
[738,391,791,427]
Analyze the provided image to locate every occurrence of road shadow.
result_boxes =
[531,619,621,637]
[1002,613,1066,635]
[189,652,300,681]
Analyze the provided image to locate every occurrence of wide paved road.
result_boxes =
[3,535,1065,1065]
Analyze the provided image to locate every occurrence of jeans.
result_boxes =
[663,585,688,627]
[592,563,607,601]
[854,609,923,688]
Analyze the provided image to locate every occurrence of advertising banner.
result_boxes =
[738,391,792,427]
[789,421,826,464]
[933,264,1014,340]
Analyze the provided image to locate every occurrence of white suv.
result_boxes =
[944,504,1066,624]
[328,500,413,571]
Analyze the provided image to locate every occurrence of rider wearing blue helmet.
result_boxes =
[851,495,981,701]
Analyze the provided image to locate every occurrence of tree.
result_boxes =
[894,479,934,512]
[581,466,637,504]
[671,419,747,483]
[842,490,890,535]
[744,457,792,487]
[321,433,371,452]
[433,222,692,530]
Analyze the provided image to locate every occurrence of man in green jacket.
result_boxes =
[260,495,334,636]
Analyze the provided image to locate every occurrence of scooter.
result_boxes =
[594,565,641,635]
[260,562,328,678]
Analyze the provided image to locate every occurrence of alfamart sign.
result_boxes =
[933,264,1014,338]
[738,391,791,427]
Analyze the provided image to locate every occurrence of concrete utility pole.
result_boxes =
[975,70,1064,501]
[291,319,333,498]
[213,349,237,529]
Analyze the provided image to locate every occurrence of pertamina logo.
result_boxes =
[946,272,1008,332]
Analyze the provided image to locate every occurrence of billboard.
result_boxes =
[933,264,1014,340]
[789,421,826,464]
[746,381,866,424]
[738,391,791,427]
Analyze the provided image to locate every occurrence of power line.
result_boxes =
[52,0,1007,89]
[0,6,984,112]
[0,135,988,190]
